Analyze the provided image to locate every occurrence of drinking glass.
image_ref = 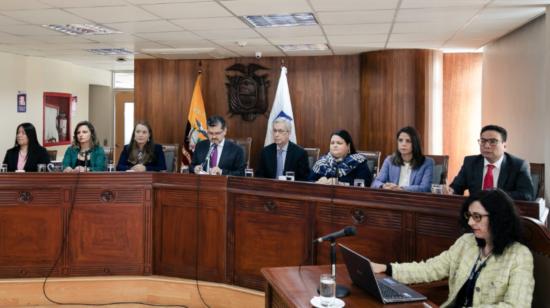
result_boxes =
[107,163,115,172]
[354,179,365,187]
[285,171,295,181]
[245,168,254,177]
[319,273,335,307]
[37,164,47,172]
[0,163,7,173]
[431,184,443,194]
[180,165,190,174]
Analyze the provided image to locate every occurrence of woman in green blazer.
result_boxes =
[62,121,105,172]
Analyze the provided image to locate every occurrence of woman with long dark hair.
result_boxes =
[3,123,50,172]
[62,121,105,172]
[371,126,433,192]
[308,129,372,185]
[116,121,166,172]
[370,189,534,307]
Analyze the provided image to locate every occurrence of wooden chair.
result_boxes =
[232,137,252,168]
[46,149,57,161]
[426,154,449,185]
[522,216,550,308]
[530,163,545,199]
[357,150,381,177]
[304,147,320,169]
[161,144,179,173]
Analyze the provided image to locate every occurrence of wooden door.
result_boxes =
[114,91,134,164]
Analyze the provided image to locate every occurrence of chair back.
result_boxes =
[357,150,381,177]
[530,163,545,199]
[304,147,320,169]
[522,216,550,308]
[232,137,252,168]
[426,154,449,185]
[103,146,114,164]
[161,144,179,173]
[47,150,57,161]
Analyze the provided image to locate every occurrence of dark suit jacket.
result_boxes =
[450,153,534,201]
[190,139,245,176]
[3,146,50,172]
[116,144,166,171]
[256,142,310,181]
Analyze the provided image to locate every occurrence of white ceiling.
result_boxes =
[0,0,546,70]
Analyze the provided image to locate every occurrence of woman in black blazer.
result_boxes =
[3,123,50,172]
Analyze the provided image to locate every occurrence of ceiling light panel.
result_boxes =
[243,13,318,28]
[43,24,121,35]
[278,43,329,52]
[221,0,311,16]
[87,48,135,55]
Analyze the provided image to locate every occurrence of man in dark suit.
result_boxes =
[191,115,245,176]
[256,117,310,181]
[449,125,534,200]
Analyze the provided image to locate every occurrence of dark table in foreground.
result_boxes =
[262,265,439,308]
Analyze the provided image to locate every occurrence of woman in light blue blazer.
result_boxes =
[371,126,433,192]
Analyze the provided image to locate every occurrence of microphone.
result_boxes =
[202,143,216,171]
[313,226,356,243]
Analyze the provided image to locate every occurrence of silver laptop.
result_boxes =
[339,244,427,304]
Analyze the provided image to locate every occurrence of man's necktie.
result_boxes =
[276,149,284,178]
[210,146,218,168]
[482,164,495,190]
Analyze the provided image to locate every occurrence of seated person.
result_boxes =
[117,121,166,172]
[256,117,310,181]
[62,121,105,172]
[3,123,50,172]
[448,125,534,200]
[370,189,534,307]
[191,115,245,176]
[308,129,372,186]
[371,126,433,192]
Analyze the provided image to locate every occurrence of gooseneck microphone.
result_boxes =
[313,226,357,243]
[202,143,216,171]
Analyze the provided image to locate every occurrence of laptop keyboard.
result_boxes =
[378,283,403,299]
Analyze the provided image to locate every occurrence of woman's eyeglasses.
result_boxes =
[464,212,489,222]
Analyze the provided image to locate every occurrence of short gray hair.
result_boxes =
[273,117,292,133]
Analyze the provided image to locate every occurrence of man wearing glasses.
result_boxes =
[256,117,310,181]
[191,115,245,176]
[447,125,534,200]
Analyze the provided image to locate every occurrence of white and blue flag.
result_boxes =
[264,66,297,146]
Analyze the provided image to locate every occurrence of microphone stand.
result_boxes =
[330,239,349,298]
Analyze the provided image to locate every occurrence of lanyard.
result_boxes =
[462,251,492,307]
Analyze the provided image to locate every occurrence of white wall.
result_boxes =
[483,14,549,204]
[0,52,111,160]
[482,16,545,163]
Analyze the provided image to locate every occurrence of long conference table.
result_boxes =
[0,173,544,294]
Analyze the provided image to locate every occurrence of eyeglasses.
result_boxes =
[273,129,288,134]
[464,212,489,222]
[478,138,501,146]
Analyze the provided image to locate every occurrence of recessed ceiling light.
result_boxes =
[278,43,329,52]
[87,48,134,56]
[243,13,317,28]
[43,24,121,36]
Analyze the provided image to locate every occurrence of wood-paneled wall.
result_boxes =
[135,56,361,168]
[443,53,483,180]
[360,49,435,159]
[135,51,440,168]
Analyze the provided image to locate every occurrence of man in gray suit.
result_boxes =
[448,125,534,200]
